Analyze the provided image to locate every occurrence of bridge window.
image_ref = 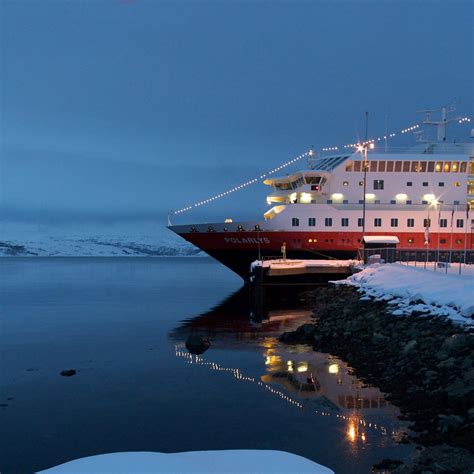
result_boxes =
[292,218,299,227]
[341,218,349,227]
[439,219,447,228]
[456,219,464,228]
[374,218,382,227]
[391,218,398,227]
[325,217,332,227]
[308,218,316,227]
[407,218,415,227]
[358,218,364,227]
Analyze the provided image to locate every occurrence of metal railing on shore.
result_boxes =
[359,247,474,273]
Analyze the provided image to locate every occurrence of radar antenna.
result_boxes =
[417,102,461,142]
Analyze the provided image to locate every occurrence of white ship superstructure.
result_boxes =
[169,108,474,278]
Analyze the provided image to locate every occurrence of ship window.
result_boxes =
[207,226,215,232]
[345,162,353,172]
[403,161,410,172]
[370,161,377,172]
[358,199,364,204]
[343,199,349,204]
[424,218,431,228]
[237,225,245,231]
[427,162,435,172]
[358,181,364,186]
[358,218,364,227]
[378,161,386,172]
[419,161,427,172]
[407,218,415,227]
[439,182,445,186]
[305,176,321,184]
[454,200,460,205]
[456,239,463,245]
[292,218,299,227]
[440,239,446,244]
[308,218,316,226]
[391,218,398,227]
[326,199,333,204]
[411,161,419,172]
[254,224,261,231]
[435,161,443,172]
[407,238,414,244]
[452,162,459,172]
[374,218,382,227]
[394,161,402,172]
[390,200,396,204]
[325,217,332,227]
[407,181,412,186]
[422,200,428,205]
[343,181,349,187]
[341,218,349,227]
[422,182,428,186]
[373,179,384,190]
[275,183,291,190]
[456,219,464,228]
[354,161,361,172]
[469,161,474,174]
[439,219,448,228]
[386,161,394,172]
[443,162,451,172]
[406,200,412,204]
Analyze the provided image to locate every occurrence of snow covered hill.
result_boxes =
[0,221,203,257]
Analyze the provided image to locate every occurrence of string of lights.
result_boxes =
[172,116,471,216]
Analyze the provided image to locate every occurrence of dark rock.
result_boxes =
[185,334,210,355]
[60,369,77,377]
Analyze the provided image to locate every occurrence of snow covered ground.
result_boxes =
[39,450,334,474]
[336,263,474,325]
[0,221,202,257]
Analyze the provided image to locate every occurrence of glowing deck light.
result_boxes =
[331,193,344,201]
[395,193,408,201]
[297,362,308,373]
[347,422,357,443]
[224,218,233,223]
[365,193,375,200]
[328,363,339,374]
[300,192,312,204]
[423,194,436,203]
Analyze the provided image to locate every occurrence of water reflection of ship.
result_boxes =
[170,289,407,447]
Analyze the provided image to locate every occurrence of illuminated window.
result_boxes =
[444,162,451,172]
[407,238,414,244]
[469,161,474,174]
[452,162,459,172]
[378,161,386,172]
[308,218,316,227]
[411,161,419,172]
[435,161,442,172]
[358,181,364,186]
[456,239,463,245]
[407,218,415,227]
[374,218,382,227]
[237,225,245,231]
[254,224,261,231]
[419,161,427,172]
[386,161,394,172]
[343,181,349,187]
[454,182,461,187]
[341,218,349,227]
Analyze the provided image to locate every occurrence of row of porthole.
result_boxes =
[191,225,262,233]
[304,237,464,245]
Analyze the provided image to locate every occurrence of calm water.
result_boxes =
[0,258,413,473]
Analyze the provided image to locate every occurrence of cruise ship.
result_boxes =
[169,108,474,279]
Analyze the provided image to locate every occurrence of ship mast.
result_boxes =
[418,103,461,142]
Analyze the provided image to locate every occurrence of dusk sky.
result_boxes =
[1,0,472,226]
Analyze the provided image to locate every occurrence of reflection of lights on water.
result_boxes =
[174,344,399,441]
[287,361,294,372]
[328,363,339,374]
[265,355,281,366]
[296,362,308,373]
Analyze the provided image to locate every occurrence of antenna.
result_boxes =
[417,104,461,142]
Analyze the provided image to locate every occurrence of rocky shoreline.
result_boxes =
[279,285,474,473]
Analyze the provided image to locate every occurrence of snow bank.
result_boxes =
[336,263,474,324]
[39,450,334,474]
